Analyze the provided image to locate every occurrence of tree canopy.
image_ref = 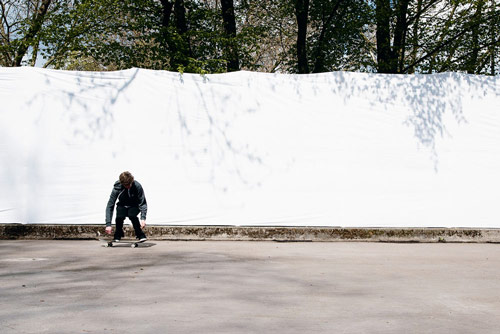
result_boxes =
[1,0,498,74]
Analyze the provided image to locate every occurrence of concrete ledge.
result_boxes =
[1,224,500,242]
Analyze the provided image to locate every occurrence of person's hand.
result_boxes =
[140,220,146,228]
[105,226,112,235]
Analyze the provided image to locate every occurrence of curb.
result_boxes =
[1,224,500,243]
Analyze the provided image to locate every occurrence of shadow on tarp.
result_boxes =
[267,72,499,171]
[24,69,500,183]
[3,69,499,225]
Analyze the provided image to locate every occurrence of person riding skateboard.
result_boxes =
[105,171,148,242]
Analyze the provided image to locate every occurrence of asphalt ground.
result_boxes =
[1,240,499,333]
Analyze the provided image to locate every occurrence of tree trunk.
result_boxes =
[171,0,192,70]
[408,0,423,74]
[490,0,497,75]
[174,0,188,36]
[393,0,410,73]
[375,0,391,73]
[312,0,342,73]
[30,37,40,66]
[221,0,239,72]
[294,0,310,74]
[160,0,174,30]
[14,0,51,66]
[467,0,485,74]
[159,0,174,68]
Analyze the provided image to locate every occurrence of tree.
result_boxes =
[310,0,342,73]
[221,0,239,71]
[308,0,373,73]
[1,0,52,67]
[2,0,498,75]
[42,0,124,69]
[294,0,310,73]
[0,0,141,69]
[290,0,374,73]
[489,0,498,75]
[374,0,500,74]
[234,0,295,72]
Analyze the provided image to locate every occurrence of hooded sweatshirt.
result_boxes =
[105,180,147,226]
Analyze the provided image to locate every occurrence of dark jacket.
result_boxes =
[105,180,147,226]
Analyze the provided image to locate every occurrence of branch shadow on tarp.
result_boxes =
[3,69,141,223]
[9,68,498,226]
[34,68,140,143]
[282,71,498,172]
[169,72,268,193]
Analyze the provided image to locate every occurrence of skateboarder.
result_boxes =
[105,171,148,242]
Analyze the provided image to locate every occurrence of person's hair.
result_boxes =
[119,171,134,187]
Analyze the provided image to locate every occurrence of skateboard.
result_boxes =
[100,238,146,248]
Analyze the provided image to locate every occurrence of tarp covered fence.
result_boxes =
[0,67,499,227]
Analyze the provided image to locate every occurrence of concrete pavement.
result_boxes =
[1,240,499,333]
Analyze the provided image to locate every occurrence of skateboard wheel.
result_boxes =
[131,243,138,248]
[107,242,113,247]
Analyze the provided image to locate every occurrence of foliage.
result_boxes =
[373,0,500,74]
[307,0,375,72]
[1,0,499,75]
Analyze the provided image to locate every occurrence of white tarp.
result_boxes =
[0,67,499,227]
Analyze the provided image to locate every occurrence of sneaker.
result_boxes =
[137,236,147,243]
[113,238,121,243]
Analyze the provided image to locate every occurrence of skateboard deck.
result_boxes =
[100,238,146,248]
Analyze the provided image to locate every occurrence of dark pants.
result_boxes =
[114,206,145,239]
